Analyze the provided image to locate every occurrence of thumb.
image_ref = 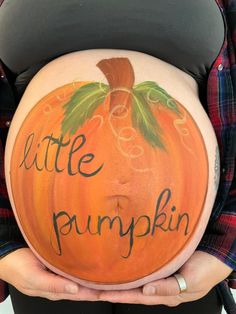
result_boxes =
[143,276,181,296]
[34,267,79,294]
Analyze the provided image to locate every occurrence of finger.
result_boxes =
[27,267,80,295]
[100,288,146,304]
[37,267,100,296]
[41,287,100,302]
[143,276,181,296]
[100,288,183,306]
[35,269,102,300]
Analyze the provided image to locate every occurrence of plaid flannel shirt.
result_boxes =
[0,0,235,311]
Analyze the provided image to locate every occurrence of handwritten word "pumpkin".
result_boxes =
[51,188,190,259]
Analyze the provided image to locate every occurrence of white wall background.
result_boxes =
[0,289,235,313]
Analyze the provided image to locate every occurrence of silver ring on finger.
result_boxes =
[173,273,187,293]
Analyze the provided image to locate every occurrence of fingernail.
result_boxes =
[65,284,79,294]
[143,285,156,296]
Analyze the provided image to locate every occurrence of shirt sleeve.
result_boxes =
[0,129,28,258]
[197,168,236,289]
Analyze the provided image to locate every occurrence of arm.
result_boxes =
[197,168,236,288]
[0,62,29,303]
[197,0,236,288]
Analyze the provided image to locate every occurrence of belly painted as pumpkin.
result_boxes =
[5,50,219,289]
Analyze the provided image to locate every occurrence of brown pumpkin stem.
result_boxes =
[96,58,135,115]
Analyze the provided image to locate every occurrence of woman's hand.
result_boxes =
[0,247,100,301]
[99,251,233,306]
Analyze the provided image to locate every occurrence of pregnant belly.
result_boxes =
[4,49,219,289]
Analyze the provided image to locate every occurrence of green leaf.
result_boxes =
[61,82,109,136]
[134,81,181,115]
[132,90,165,149]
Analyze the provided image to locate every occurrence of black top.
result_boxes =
[0,0,224,101]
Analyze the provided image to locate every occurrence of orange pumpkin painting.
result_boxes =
[9,58,208,287]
